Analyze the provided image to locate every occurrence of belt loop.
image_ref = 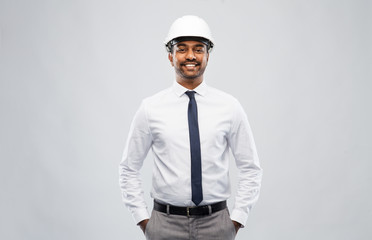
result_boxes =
[166,205,170,215]
[208,205,212,215]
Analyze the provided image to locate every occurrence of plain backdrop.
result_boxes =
[0,0,371,239]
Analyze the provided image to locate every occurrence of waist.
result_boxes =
[153,200,227,217]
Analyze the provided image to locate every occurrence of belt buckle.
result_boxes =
[186,205,199,217]
[186,206,196,217]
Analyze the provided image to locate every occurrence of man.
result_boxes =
[119,15,262,240]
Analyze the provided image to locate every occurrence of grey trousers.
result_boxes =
[145,208,237,240]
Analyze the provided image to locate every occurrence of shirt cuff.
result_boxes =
[230,208,249,228]
[132,208,151,225]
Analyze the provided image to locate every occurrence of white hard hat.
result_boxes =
[164,15,214,53]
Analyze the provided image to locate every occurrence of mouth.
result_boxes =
[182,62,199,69]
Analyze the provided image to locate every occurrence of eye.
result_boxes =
[177,48,186,53]
[195,48,205,53]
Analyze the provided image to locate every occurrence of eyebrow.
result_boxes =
[176,43,206,48]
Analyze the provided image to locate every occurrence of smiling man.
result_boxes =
[119,15,262,240]
[168,38,209,88]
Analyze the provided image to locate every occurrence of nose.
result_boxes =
[186,49,196,60]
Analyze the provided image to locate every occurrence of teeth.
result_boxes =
[185,64,196,67]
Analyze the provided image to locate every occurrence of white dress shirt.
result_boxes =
[119,81,262,227]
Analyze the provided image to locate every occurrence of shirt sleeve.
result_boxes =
[227,100,263,227]
[119,100,153,224]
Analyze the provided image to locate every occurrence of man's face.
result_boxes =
[168,40,209,80]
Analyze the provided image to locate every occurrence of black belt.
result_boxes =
[153,200,227,217]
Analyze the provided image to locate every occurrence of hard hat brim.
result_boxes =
[165,36,214,53]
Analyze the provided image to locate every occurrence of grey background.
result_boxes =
[0,0,371,239]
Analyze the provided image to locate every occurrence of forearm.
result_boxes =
[119,159,150,223]
[231,163,262,226]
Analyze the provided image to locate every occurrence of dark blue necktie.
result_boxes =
[185,91,203,206]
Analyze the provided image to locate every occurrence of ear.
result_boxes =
[168,53,174,66]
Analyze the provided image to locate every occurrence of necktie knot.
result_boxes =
[185,91,196,100]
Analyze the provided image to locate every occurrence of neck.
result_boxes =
[176,76,203,90]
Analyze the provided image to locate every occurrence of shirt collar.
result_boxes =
[172,81,208,97]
